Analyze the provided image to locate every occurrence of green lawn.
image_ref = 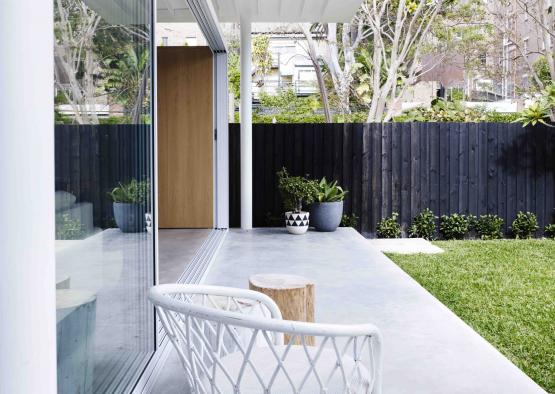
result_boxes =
[387,240,555,393]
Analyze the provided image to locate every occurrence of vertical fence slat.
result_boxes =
[545,124,555,225]
[459,123,469,214]
[333,124,343,185]
[313,123,323,180]
[381,123,392,219]
[439,123,450,217]
[361,123,371,234]
[371,123,382,234]
[253,125,264,226]
[468,123,478,216]
[400,123,411,227]
[410,122,421,221]
[292,123,303,177]
[516,125,527,214]
[263,124,275,224]
[429,123,440,216]
[352,124,363,227]
[497,122,507,224]
[535,125,546,231]
[342,124,353,215]
[449,123,459,215]
[391,122,402,220]
[273,124,285,214]
[487,122,498,216]
[322,123,334,178]
[420,123,429,214]
[505,123,518,226]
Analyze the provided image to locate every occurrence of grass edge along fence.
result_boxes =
[229,122,555,236]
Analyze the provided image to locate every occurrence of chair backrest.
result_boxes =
[149,284,382,394]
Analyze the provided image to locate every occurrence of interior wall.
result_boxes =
[157,46,214,228]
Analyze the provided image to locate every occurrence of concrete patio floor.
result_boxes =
[152,227,545,393]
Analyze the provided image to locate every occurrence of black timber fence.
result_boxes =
[55,124,151,228]
[229,122,555,236]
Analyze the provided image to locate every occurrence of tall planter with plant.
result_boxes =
[108,179,150,233]
[310,178,348,232]
[277,168,318,235]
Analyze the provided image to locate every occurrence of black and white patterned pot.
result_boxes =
[285,211,310,235]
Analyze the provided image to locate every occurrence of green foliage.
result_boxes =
[376,212,402,238]
[55,109,71,124]
[394,99,518,122]
[340,213,359,228]
[55,91,69,104]
[447,88,465,102]
[100,116,130,124]
[108,179,150,204]
[514,84,555,127]
[440,213,472,240]
[515,102,552,127]
[276,168,318,213]
[227,39,241,100]
[544,224,555,239]
[532,57,552,89]
[511,211,538,239]
[475,214,504,240]
[315,177,347,202]
[103,45,150,109]
[255,90,328,124]
[408,208,437,240]
[250,112,370,124]
[252,35,272,85]
[56,214,86,240]
[252,113,327,123]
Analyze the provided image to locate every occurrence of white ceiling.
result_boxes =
[159,0,361,23]
[84,0,360,30]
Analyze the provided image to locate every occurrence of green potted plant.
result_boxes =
[277,168,318,235]
[108,179,150,233]
[310,177,348,232]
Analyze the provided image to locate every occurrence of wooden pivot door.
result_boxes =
[158,46,213,228]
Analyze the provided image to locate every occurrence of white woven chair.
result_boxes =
[149,284,382,394]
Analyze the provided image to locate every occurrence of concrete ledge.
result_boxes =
[369,238,444,254]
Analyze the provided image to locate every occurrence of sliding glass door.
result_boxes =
[54,0,155,392]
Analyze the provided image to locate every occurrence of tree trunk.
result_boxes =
[300,24,332,122]
[131,62,150,124]
[249,274,315,345]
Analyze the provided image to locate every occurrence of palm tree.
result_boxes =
[104,44,150,124]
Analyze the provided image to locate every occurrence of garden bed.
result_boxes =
[387,240,555,393]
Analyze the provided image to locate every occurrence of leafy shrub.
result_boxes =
[376,212,402,238]
[408,208,437,240]
[276,168,318,213]
[394,99,520,123]
[315,177,348,202]
[440,213,472,240]
[514,84,555,127]
[108,179,150,204]
[511,211,539,239]
[475,214,504,240]
[340,213,359,228]
[544,224,555,239]
[56,214,86,240]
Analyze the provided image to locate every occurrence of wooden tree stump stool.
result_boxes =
[249,273,315,345]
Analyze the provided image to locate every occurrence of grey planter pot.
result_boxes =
[310,201,344,232]
[113,202,146,233]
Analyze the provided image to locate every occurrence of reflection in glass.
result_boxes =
[54,0,154,392]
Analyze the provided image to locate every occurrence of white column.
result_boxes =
[0,2,57,394]
[215,52,229,229]
[240,16,253,230]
